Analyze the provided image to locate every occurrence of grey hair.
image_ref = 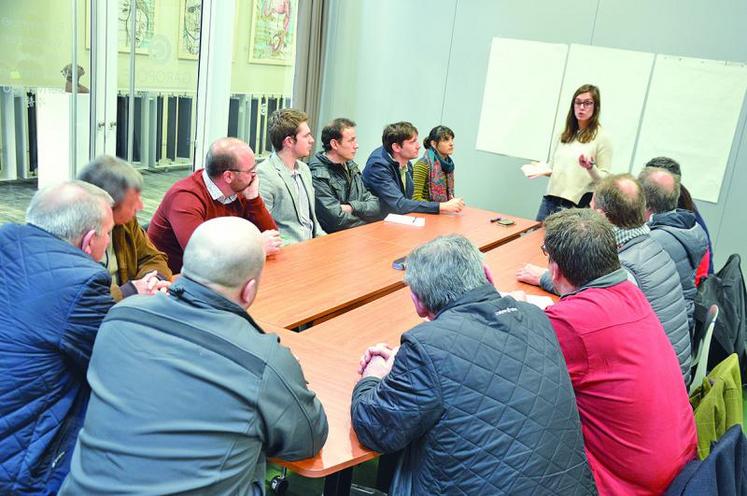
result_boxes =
[638,167,681,213]
[543,208,620,288]
[26,180,114,243]
[182,217,265,289]
[77,155,143,205]
[404,235,488,314]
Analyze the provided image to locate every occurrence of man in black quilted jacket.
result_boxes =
[351,235,596,495]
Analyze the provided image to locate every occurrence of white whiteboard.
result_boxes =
[632,55,747,203]
[552,44,654,173]
[476,38,567,161]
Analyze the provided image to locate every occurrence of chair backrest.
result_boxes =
[689,304,719,394]
[665,424,747,496]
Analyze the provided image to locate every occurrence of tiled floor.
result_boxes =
[0,167,191,226]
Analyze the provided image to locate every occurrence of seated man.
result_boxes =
[257,108,325,244]
[148,137,280,273]
[309,117,382,232]
[639,166,708,330]
[519,174,692,385]
[362,121,464,215]
[60,217,328,495]
[351,235,595,495]
[645,156,713,279]
[79,155,172,300]
[0,181,115,494]
[536,208,696,494]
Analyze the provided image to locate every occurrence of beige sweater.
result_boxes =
[546,127,612,204]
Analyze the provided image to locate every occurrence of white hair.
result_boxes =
[182,217,265,289]
[78,155,143,205]
[404,235,488,314]
[26,180,113,244]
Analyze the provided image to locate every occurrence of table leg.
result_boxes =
[375,452,397,491]
[323,467,353,496]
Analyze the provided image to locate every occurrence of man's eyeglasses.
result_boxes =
[228,168,257,176]
[541,243,548,257]
[574,100,595,108]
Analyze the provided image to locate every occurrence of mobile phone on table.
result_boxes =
[392,256,407,270]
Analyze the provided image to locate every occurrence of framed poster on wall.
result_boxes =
[248,0,297,66]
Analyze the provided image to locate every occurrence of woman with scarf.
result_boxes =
[412,125,456,202]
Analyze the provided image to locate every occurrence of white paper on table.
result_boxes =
[384,214,425,227]
[526,295,554,310]
[521,162,552,178]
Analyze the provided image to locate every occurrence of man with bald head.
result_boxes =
[639,166,708,330]
[0,181,115,494]
[61,217,328,495]
[148,137,281,273]
[518,174,693,385]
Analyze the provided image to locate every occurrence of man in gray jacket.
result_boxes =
[60,217,328,495]
[258,108,325,244]
[518,174,692,385]
[639,166,708,331]
[309,118,382,232]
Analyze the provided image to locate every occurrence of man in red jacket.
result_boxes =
[531,208,697,495]
[148,138,280,273]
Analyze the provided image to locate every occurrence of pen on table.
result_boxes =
[490,217,502,223]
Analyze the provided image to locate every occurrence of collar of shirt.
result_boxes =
[202,169,237,205]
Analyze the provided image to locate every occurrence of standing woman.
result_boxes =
[412,125,458,202]
[534,84,612,221]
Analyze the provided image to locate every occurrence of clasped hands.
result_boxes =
[132,270,171,296]
[358,342,399,379]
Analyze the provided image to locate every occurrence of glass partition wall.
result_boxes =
[0,0,299,226]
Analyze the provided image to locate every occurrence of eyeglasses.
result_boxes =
[574,100,595,108]
[228,168,257,176]
[541,243,548,257]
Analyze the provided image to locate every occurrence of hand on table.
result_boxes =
[358,342,398,379]
[261,229,282,256]
[516,264,546,287]
[440,197,465,214]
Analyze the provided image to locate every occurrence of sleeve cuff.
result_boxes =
[120,281,138,298]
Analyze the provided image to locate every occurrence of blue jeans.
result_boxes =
[535,194,592,221]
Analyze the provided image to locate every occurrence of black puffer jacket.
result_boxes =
[351,285,596,495]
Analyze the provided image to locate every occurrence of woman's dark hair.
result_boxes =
[423,125,455,149]
[561,84,601,144]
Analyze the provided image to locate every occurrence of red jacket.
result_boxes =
[546,276,697,495]
[148,170,276,273]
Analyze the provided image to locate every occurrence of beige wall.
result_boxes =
[0,0,293,96]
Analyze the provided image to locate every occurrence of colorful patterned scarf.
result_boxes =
[425,149,455,202]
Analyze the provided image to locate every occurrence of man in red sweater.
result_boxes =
[530,208,697,495]
[148,138,280,273]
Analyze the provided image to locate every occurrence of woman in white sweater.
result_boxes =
[534,84,612,221]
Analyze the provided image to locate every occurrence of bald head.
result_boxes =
[592,174,646,229]
[205,138,255,178]
[26,180,113,245]
[639,167,681,214]
[181,217,265,293]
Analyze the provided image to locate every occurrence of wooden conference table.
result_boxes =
[251,207,539,329]
[268,228,554,495]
